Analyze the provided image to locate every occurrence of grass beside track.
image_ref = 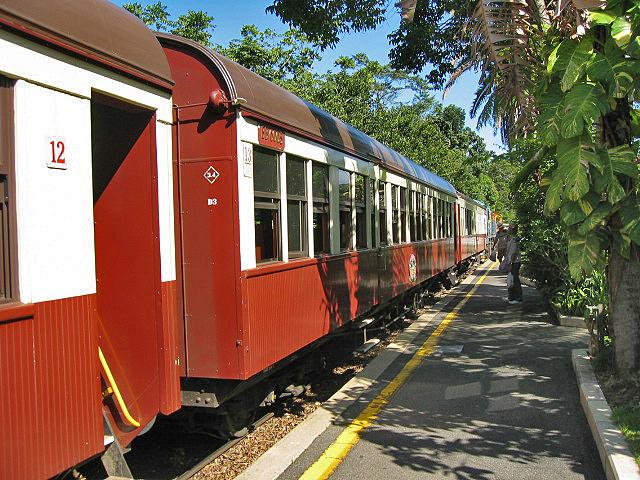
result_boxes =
[613,405,640,466]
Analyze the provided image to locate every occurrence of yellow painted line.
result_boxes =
[299,262,497,480]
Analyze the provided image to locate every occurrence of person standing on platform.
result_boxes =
[502,225,522,304]
[494,223,509,262]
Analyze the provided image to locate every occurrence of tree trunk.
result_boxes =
[608,246,640,373]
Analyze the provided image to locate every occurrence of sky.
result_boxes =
[113,0,503,152]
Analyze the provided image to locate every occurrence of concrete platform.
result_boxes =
[272,262,605,480]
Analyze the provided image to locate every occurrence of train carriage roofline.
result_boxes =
[156,32,457,196]
[456,189,486,208]
[0,0,174,90]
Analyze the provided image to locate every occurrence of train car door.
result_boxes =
[91,93,162,447]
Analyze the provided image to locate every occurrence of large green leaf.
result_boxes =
[544,169,564,215]
[586,43,629,97]
[608,145,639,179]
[619,194,640,246]
[561,201,587,225]
[612,16,632,48]
[555,37,594,91]
[568,230,601,279]
[560,83,610,138]
[538,88,564,145]
[577,202,612,235]
[593,146,637,203]
[590,10,617,25]
[556,135,596,201]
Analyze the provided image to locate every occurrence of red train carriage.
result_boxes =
[0,1,180,478]
[0,1,491,476]
[158,34,486,416]
[455,191,489,264]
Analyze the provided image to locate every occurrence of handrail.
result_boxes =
[98,347,141,428]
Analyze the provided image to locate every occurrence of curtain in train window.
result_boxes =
[254,146,281,263]
[287,155,307,258]
[338,169,352,251]
[355,174,367,249]
[312,163,330,255]
[379,181,387,245]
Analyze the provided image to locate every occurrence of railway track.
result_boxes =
[172,412,275,480]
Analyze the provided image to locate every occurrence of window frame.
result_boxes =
[354,173,367,250]
[0,76,17,303]
[285,154,308,258]
[311,162,330,256]
[379,180,388,246]
[253,146,282,264]
[338,168,352,251]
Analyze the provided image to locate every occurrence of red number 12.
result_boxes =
[50,140,65,164]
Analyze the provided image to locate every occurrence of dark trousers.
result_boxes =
[509,262,522,301]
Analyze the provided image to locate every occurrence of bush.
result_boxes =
[552,270,608,316]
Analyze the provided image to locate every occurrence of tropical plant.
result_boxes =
[553,270,608,316]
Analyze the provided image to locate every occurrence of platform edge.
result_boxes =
[572,349,640,480]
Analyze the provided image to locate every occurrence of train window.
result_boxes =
[438,199,444,239]
[0,76,15,302]
[409,191,416,241]
[355,174,367,249]
[379,181,387,245]
[369,178,376,248]
[420,194,427,240]
[446,201,450,238]
[286,155,307,257]
[400,187,407,243]
[312,163,330,255]
[449,203,454,237]
[422,195,432,240]
[391,185,399,244]
[254,147,281,263]
[338,169,352,251]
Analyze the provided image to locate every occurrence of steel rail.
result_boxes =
[173,412,275,480]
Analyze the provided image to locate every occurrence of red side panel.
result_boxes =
[240,252,378,378]
[162,44,239,379]
[378,240,456,305]
[455,205,462,264]
[178,155,239,379]
[0,297,102,480]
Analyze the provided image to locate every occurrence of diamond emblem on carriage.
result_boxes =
[204,166,220,184]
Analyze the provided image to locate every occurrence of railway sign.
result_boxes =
[204,166,220,184]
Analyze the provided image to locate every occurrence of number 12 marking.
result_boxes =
[47,139,67,169]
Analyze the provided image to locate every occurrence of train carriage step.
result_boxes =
[356,318,375,329]
[356,338,381,353]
